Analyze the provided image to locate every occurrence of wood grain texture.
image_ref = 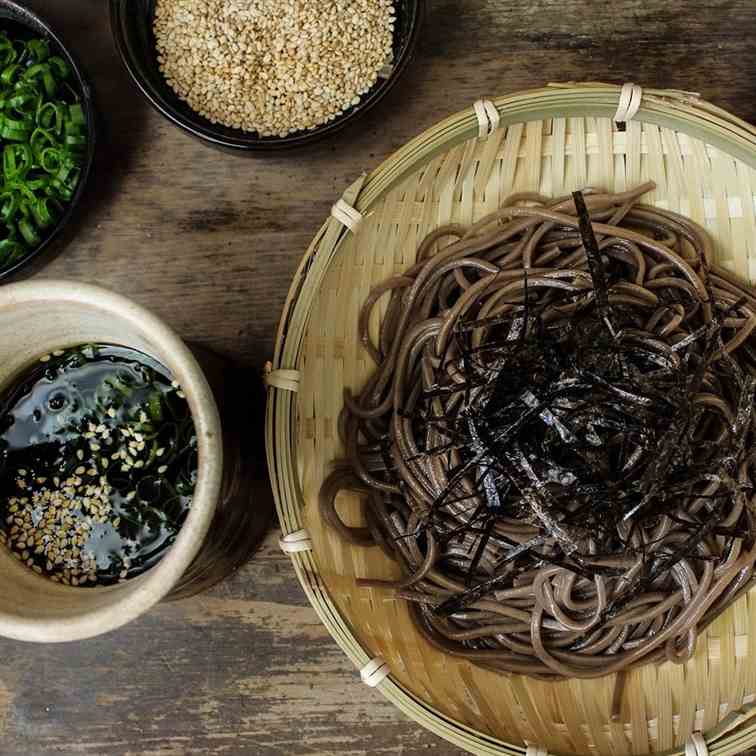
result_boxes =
[0,1,753,754]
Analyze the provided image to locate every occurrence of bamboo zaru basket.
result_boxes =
[266,83,756,756]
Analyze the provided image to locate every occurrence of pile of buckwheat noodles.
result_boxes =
[320,181,756,682]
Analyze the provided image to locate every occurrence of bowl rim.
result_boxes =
[108,0,424,151]
[0,279,223,642]
[0,0,97,281]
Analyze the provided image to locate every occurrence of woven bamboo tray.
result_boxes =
[266,83,756,756]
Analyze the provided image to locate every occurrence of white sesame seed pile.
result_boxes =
[153,0,396,137]
[2,465,116,586]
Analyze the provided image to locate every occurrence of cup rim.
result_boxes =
[0,280,222,641]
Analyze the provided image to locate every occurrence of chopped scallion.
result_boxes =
[0,31,87,268]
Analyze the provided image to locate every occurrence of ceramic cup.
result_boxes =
[0,280,223,642]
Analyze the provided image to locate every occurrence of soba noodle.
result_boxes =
[321,182,756,681]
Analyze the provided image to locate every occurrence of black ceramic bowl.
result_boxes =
[0,0,96,281]
[110,0,423,151]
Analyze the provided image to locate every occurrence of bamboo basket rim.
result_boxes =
[266,82,756,756]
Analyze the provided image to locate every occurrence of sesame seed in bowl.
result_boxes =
[110,0,424,151]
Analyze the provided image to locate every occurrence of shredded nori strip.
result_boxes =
[321,183,756,681]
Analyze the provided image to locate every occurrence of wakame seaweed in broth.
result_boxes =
[0,344,197,586]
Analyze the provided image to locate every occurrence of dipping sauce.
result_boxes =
[0,344,197,586]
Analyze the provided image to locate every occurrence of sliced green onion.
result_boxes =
[3,113,32,130]
[49,177,75,201]
[41,71,56,98]
[30,197,55,228]
[8,90,36,112]
[37,101,63,131]
[25,177,50,192]
[27,39,49,63]
[30,127,56,154]
[23,62,48,80]
[64,133,85,148]
[0,31,87,263]
[1,125,28,142]
[1,194,17,222]
[68,103,85,126]
[40,146,63,173]
[0,38,16,68]
[3,143,32,178]
[0,237,24,264]
[17,217,40,246]
[54,162,74,183]
[1,63,20,85]
[48,56,69,79]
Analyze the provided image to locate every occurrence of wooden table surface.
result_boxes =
[0,1,754,754]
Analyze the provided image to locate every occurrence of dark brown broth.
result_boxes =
[0,344,197,586]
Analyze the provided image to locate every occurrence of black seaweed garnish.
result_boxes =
[402,193,756,619]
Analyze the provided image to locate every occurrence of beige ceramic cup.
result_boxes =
[0,280,223,642]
